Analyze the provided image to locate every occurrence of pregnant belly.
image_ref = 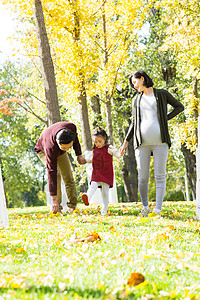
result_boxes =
[141,121,161,144]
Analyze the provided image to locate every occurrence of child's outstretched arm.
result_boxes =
[84,150,93,163]
[108,145,122,158]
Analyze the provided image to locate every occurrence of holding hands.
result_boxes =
[77,155,87,165]
[119,141,128,156]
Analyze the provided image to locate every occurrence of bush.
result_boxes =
[164,189,185,201]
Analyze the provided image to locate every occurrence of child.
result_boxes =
[82,127,121,216]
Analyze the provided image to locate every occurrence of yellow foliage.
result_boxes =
[156,0,200,76]
[154,0,200,152]
[2,0,147,105]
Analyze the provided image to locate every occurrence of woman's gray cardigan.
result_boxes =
[125,88,184,149]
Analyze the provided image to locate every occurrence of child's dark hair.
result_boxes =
[129,70,154,90]
[92,127,108,145]
[56,129,75,144]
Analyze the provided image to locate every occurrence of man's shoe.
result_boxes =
[141,207,150,217]
[82,193,89,206]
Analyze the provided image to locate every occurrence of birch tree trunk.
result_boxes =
[33,0,61,126]
[194,75,200,218]
[0,162,9,227]
[196,113,200,218]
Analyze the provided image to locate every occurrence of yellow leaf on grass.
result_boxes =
[148,212,158,218]
[16,248,26,254]
[167,225,175,230]
[184,289,190,297]
[119,252,126,259]
[170,290,177,298]
[189,294,196,300]
[73,293,82,299]
[144,255,152,259]
[134,280,149,289]
[138,218,149,223]
[109,225,116,231]
[10,278,25,289]
[152,281,157,293]
[96,282,106,290]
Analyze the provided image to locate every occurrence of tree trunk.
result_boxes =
[78,79,93,150]
[192,76,198,140]
[71,8,92,151]
[181,76,199,201]
[90,95,102,128]
[161,55,197,198]
[181,143,196,199]
[184,172,190,201]
[197,113,200,216]
[105,97,113,144]
[102,6,114,144]
[33,0,61,126]
[122,139,138,202]
[33,1,79,184]
[0,160,9,227]
[193,75,200,216]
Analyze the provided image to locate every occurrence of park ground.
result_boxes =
[0,201,200,299]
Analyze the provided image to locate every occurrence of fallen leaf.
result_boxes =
[134,280,149,289]
[138,218,149,223]
[67,232,101,244]
[127,272,145,287]
[109,225,116,231]
[85,232,101,242]
[16,247,26,254]
[148,212,158,218]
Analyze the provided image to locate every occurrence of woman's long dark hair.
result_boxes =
[129,70,154,90]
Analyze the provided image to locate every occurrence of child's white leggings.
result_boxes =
[87,181,109,212]
[135,143,169,211]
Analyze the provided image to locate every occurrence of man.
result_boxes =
[34,121,86,213]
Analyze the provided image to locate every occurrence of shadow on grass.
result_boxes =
[161,210,197,221]
[0,285,136,300]
[8,203,198,222]
[8,206,50,217]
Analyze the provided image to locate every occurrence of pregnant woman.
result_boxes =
[120,70,184,216]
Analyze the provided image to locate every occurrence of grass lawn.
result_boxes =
[0,201,200,300]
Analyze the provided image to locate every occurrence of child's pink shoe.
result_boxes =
[82,193,89,206]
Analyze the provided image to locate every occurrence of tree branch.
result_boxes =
[16,101,47,125]
[4,67,46,105]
